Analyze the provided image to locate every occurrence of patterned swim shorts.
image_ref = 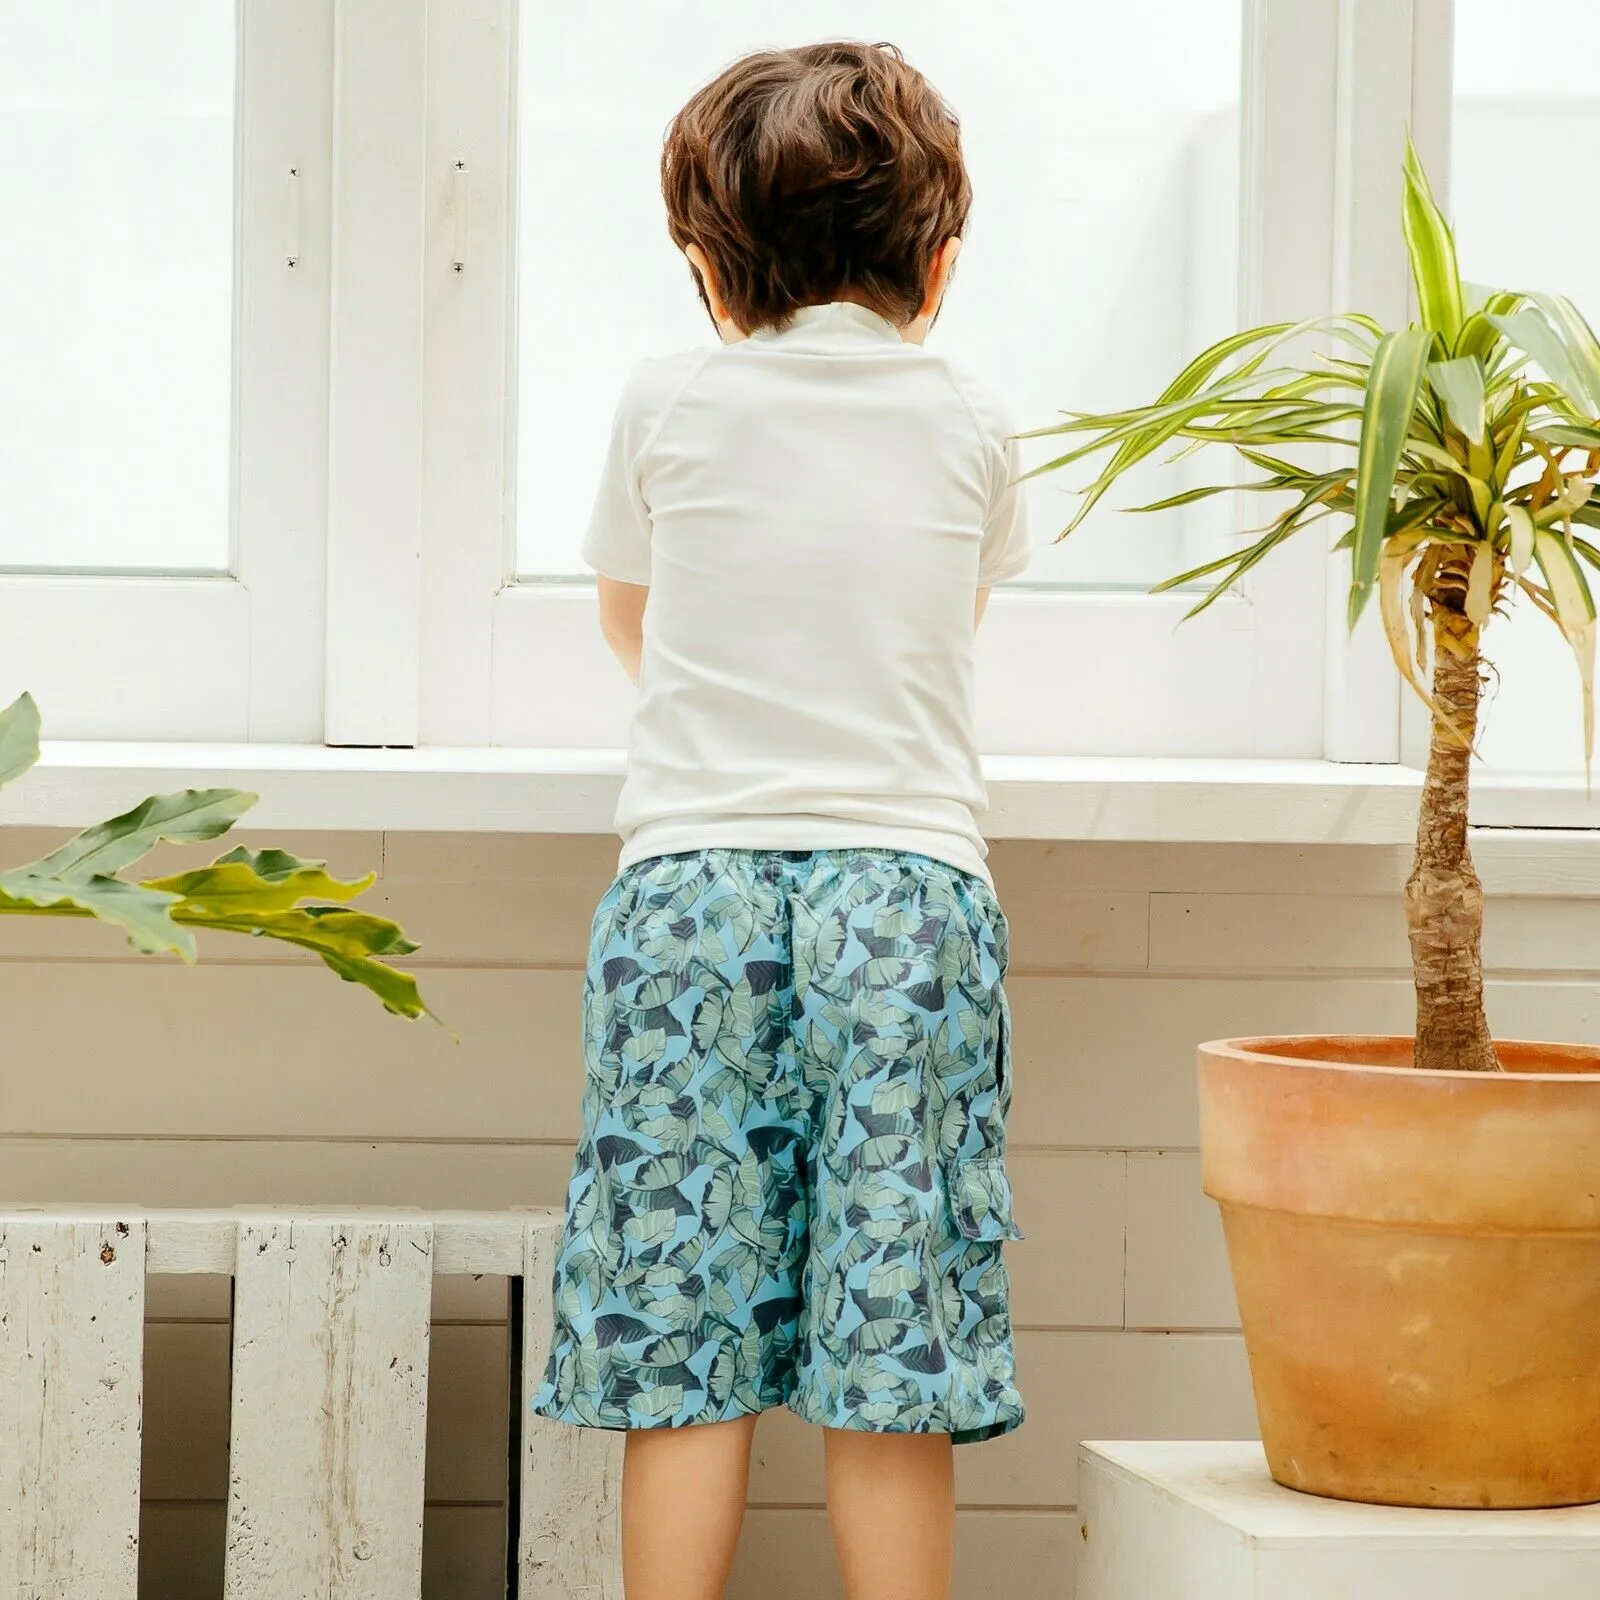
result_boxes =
[530,847,1025,1444]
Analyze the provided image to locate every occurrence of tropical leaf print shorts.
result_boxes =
[530,847,1025,1444]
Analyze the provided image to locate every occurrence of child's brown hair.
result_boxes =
[661,41,972,334]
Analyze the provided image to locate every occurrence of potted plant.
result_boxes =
[0,692,430,1018]
[1027,144,1600,1509]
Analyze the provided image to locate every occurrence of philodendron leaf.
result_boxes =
[146,845,375,915]
[1349,326,1432,626]
[0,871,193,959]
[169,903,427,1017]
[24,788,256,882]
[0,692,41,788]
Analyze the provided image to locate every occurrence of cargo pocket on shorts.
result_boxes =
[945,1155,1023,1243]
[942,991,1024,1243]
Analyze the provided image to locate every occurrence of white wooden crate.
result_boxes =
[0,1206,621,1599]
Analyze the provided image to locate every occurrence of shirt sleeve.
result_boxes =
[580,369,658,586]
[978,429,1033,587]
[948,360,1034,587]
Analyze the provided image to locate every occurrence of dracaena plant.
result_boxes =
[1026,141,1600,1075]
[0,692,431,1019]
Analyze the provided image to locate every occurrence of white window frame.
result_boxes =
[0,0,333,742]
[3,0,1499,774]
[1330,0,1586,792]
[399,0,1404,759]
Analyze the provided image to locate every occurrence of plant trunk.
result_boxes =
[1406,603,1500,1073]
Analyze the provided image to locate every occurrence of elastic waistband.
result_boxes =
[623,845,988,891]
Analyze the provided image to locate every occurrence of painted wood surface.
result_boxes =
[520,1217,624,1599]
[7,831,1600,1598]
[0,1217,145,1600]
[224,1218,434,1599]
[1078,1442,1600,1600]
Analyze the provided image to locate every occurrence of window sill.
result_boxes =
[0,742,1594,842]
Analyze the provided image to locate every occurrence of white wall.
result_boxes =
[4,827,1600,1598]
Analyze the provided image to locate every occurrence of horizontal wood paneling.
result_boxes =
[3,830,1596,971]
[0,1137,577,1208]
[1149,892,1600,974]
[142,1324,230,1501]
[421,1505,509,1600]
[144,1272,232,1321]
[139,1503,225,1600]
[1125,1153,1238,1331]
[992,835,1600,901]
[6,830,1595,1596]
[15,965,1600,1148]
[425,1323,510,1504]
[747,1331,1256,1509]
[0,965,584,1138]
[1008,1152,1125,1329]
[729,1508,1077,1600]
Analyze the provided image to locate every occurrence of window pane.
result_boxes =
[514,1,1242,585]
[0,2,235,573]
[1452,0,1599,774]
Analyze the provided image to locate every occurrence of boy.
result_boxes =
[532,40,1031,1600]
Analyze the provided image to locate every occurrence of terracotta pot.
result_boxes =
[1199,1035,1600,1509]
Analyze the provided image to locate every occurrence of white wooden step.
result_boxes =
[1078,1441,1600,1600]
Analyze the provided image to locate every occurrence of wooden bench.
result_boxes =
[0,1206,621,1598]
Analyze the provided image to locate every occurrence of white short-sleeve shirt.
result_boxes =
[584,300,1032,885]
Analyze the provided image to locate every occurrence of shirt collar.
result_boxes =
[746,301,907,347]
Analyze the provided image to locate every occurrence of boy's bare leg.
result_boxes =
[824,1429,956,1600]
[622,1414,758,1600]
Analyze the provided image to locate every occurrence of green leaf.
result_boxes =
[0,693,41,788]
[1489,308,1588,403]
[1454,290,1522,363]
[1493,404,1529,489]
[144,847,375,913]
[169,904,426,1017]
[1117,481,1242,515]
[1526,422,1600,452]
[1349,327,1433,626]
[1426,356,1487,445]
[1505,505,1537,575]
[26,789,256,882]
[1023,315,1382,537]
[0,870,192,959]
[1018,375,1301,480]
[1401,139,1464,344]
[1533,528,1598,764]
[1525,292,1600,416]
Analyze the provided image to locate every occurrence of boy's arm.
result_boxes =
[583,356,706,679]
[975,588,990,628]
[598,577,648,685]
